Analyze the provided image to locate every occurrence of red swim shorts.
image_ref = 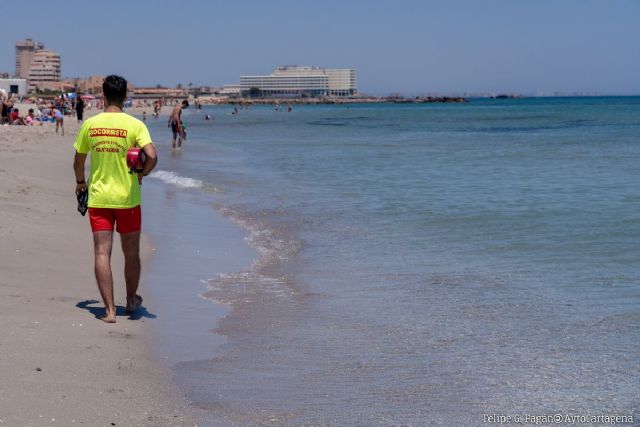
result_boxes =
[88,205,141,233]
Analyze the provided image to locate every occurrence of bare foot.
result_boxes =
[126,295,143,314]
[100,312,116,323]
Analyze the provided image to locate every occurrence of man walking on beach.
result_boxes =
[73,75,157,323]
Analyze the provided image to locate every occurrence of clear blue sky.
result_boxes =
[1,0,638,95]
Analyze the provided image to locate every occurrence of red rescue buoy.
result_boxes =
[126,148,145,174]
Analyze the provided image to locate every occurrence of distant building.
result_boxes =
[195,86,221,95]
[239,66,357,97]
[130,87,188,98]
[15,38,45,79]
[14,39,62,92]
[64,75,105,93]
[220,84,241,96]
[0,78,28,96]
[28,49,61,91]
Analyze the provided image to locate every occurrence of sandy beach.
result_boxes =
[0,115,200,426]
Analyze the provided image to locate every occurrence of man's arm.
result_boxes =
[73,152,88,193]
[141,143,157,177]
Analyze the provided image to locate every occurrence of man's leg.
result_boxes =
[93,230,116,323]
[178,127,185,147]
[120,231,143,313]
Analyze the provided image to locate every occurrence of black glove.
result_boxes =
[77,189,88,216]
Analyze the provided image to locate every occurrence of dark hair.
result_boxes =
[103,75,127,106]
[181,100,189,108]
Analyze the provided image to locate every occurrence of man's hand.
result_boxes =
[141,143,158,178]
[75,182,87,194]
[73,152,88,193]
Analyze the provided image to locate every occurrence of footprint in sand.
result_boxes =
[108,331,133,339]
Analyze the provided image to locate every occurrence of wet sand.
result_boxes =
[0,115,201,425]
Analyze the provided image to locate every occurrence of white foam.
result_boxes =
[148,170,203,189]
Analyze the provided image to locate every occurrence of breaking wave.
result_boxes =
[203,207,302,308]
[148,170,204,189]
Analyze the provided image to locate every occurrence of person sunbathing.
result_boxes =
[10,108,25,125]
[24,108,36,126]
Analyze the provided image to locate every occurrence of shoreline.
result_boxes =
[0,118,202,425]
[138,173,256,367]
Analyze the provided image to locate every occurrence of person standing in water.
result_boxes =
[168,100,189,148]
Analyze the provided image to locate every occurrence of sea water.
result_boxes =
[143,97,639,426]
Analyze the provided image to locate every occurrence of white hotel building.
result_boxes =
[239,66,357,97]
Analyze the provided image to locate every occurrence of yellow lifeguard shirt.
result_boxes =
[74,112,152,208]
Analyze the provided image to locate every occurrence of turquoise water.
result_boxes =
[145,98,639,426]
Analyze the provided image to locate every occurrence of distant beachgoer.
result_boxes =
[54,108,64,135]
[0,96,5,125]
[287,104,292,112]
[10,108,25,125]
[232,106,238,115]
[73,74,157,323]
[10,108,19,123]
[142,111,147,122]
[40,106,50,121]
[76,96,85,122]
[168,100,189,148]
[1,96,12,125]
[205,114,211,120]
[25,108,36,125]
